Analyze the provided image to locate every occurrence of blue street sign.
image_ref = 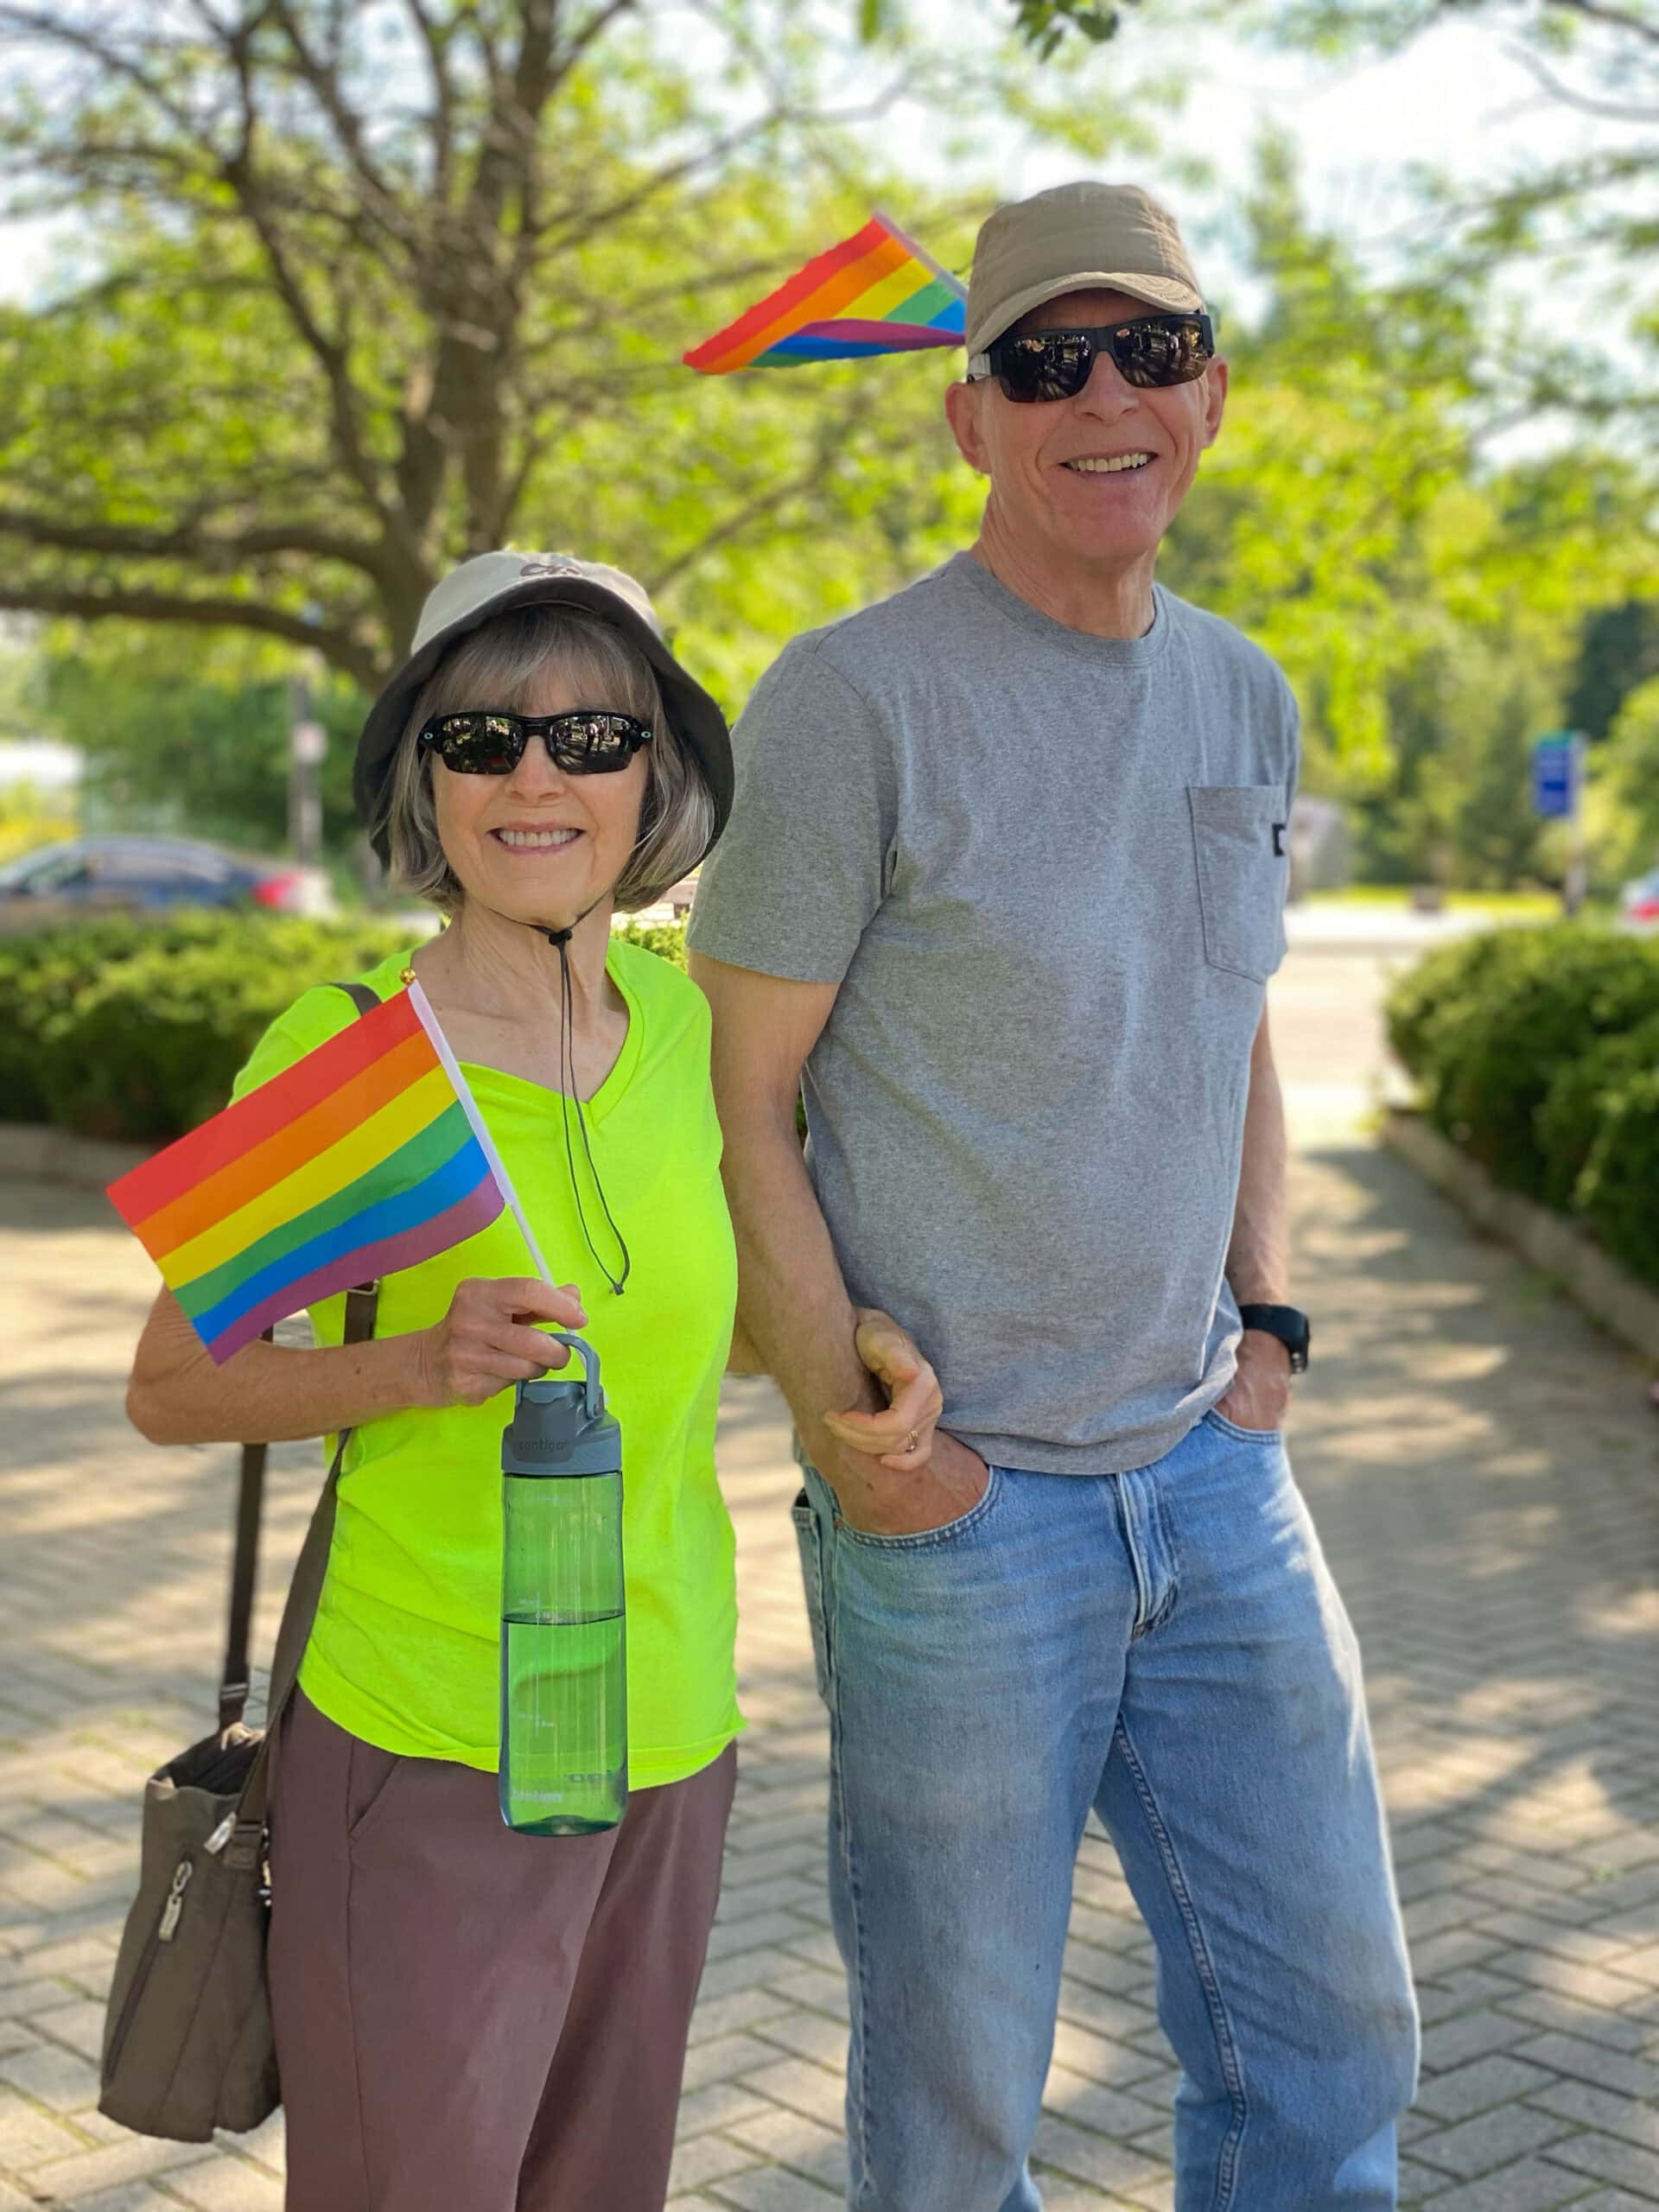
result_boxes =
[1532,733,1582,821]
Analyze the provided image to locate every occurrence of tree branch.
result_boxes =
[547,0,639,97]
[540,77,911,252]
[0,6,201,141]
[0,505,393,582]
[642,467,826,600]
[402,0,457,205]
[264,0,419,254]
[1506,40,1659,122]
[0,581,382,688]
[1548,0,1659,52]
[213,22,394,536]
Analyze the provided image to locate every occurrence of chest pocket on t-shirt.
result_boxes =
[1186,785,1288,984]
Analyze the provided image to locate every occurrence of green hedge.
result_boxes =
[1578,1063,1659,1283]
[613,918,688,971]
[1,912,689,1145]
[1535,1013,1659,1213]
[1387,924,1659,1289]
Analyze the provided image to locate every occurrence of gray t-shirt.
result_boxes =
[690,552,1299,1475]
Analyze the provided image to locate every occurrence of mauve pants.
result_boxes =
[268,1689,736,2212]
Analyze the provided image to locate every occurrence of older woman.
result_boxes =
[125,552,940,2212]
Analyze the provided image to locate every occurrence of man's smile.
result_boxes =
[1060,452,1155,475]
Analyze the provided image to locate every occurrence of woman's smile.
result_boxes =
[489,823,585,853]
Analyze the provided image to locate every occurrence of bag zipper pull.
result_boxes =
[158,1858,194,1942]
[203,1813,237,1856]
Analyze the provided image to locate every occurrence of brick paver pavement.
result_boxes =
[3,952,1659,2207]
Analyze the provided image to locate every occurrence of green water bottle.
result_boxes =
[499,1335,627,1836]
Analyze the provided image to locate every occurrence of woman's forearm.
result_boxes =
[126,1287,432,1447]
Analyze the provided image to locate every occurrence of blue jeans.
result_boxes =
[793,1410,1419,2212]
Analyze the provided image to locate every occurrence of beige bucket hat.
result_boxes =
[353,551,733,864]
[965,181,1205,360]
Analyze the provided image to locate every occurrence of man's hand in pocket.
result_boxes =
[819,1312,988,1536]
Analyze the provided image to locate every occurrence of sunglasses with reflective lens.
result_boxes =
[968,313,1216,404]
[416,709,653,776]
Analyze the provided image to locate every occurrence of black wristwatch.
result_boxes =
[1237,1304,1311,1374]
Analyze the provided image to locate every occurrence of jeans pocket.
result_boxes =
[835,1463,1003,1552]
[791,1490,834,1702]
[1188,785,1288,983]
[1205,1406,1285,1446]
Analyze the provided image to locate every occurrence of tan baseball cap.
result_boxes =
[353,550,733,862]
[965,181,1205,360]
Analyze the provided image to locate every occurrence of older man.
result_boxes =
[689,182,1418,2212]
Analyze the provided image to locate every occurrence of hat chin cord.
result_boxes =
[461,810,654,1297]
[477,888,632,1297]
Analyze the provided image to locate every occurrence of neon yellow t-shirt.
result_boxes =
[232,941,742,1789]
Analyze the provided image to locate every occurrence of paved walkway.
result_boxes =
[3,955,1659,2208]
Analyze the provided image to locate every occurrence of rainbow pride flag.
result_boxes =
[108,982,522,1363]
[683,211,967,373]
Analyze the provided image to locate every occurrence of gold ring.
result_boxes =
[904,1429,919,1455]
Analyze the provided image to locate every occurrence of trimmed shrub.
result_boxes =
[0,912,248,1123]
[613,918,687,970]
[1384,928,1526,1084]
[1536,1013,1659,1214]
[1,912,690,1144]
[1387,926,1659,1198]
[1577,1064,1659,1290]
[4,915,408,1142]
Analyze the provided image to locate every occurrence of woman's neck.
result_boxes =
[413,895,617,1031]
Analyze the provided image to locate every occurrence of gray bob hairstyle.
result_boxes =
[375,603,717,917]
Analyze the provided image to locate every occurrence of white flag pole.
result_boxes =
[405,976,555,1285]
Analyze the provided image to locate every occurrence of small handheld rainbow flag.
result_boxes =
[683,210,967,374]
[108,981,550,1363]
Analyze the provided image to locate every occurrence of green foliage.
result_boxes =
[0,911,245,1122]
[1007,1,1137,57]
[1588,675,1659,888]
[1,8,1652,899]
[0,3,1141,697]
[0,914,407,1142]
[1386,925,1659,1200]
[0,776,77,867]
[1356,649,1558,890]
[1056,0,1659,431]
[42,648,366,861]
[1536,1013,1659,1214]
[1577,1062,1659,1289]
[0,911,687,1143]
[1159,139,1656,884]
[1383,925,1523,1081]
[1568,601,1659,746]
[612,918,688,971]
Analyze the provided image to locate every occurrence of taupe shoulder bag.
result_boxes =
[100,982,381,2142]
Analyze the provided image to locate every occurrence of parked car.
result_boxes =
[1623,868,1659,928]
[0,836,332,933]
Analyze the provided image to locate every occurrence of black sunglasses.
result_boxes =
[416,709,653,777]
[968,313,1216,403]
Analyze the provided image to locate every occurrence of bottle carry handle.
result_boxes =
[543,1332,604,1423]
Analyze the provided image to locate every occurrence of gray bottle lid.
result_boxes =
[502,1334,621,1478]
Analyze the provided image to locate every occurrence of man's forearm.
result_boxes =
[719,1104,878,1464]
[1226,1022,1289,1306]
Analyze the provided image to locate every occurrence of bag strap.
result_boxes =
[223,1281,378,1863]
[217,1359,272,1734]
[216,980,385,1865]
[216,981,383,1732]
